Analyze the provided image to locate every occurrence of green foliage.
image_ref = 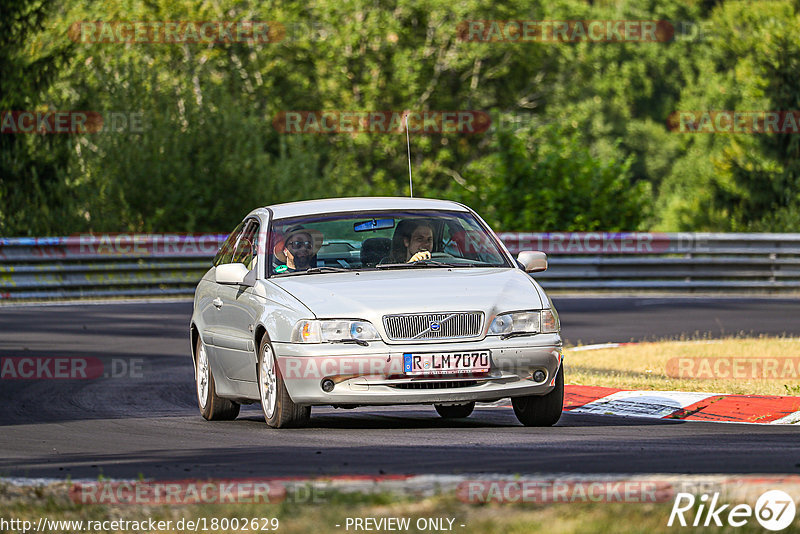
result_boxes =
[656,0,800,231]
[0,0,78,235]
[3,0,800,234]
[456,123,649,231]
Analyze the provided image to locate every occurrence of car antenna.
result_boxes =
[405,112,413,198]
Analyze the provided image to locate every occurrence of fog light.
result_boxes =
[321,379,335,392]
[532,370,546,382]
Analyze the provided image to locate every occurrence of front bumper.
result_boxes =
[272,334,562,405]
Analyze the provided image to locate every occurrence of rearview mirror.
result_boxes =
[215,263,254,286]
[517,251,547,273]
[354,218,395,232]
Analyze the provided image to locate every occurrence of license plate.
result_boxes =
[403,351,490,375]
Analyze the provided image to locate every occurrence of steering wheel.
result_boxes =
[431,251,455,259]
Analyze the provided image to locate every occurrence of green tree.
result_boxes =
[8,0,800,235]
[455,123,650,231]
[0,0,76,235]
[656,1,800,231]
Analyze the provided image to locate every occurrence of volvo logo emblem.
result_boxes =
[430,322,441,331]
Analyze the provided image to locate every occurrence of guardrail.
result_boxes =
[1,232,799,300]
[0,235,225,300]
[499,232,800,291]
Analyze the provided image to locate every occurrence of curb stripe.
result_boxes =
[672,395,800,423]
[563,385,800,425]
[564,385,624,410]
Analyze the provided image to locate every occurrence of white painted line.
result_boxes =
[769,410,800,425]
[566,343,622,352]
[570,390,716,419]
[566,339,735,353]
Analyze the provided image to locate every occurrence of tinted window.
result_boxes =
[213,221,245,266]
[268,210,511,275]
[232,220,259,269]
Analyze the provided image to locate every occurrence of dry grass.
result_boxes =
[565,336,800,396]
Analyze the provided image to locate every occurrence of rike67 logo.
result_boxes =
[669,490,796,531]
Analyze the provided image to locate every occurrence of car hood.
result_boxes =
[268,267,544,331]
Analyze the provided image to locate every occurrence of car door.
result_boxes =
[201,221,245,362]
[195,277,219,347]
[214,219,262,382]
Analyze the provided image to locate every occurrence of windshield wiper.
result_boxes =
[376,260,455,269]
[466,261,501,267]
[501,331,536,340]
[305,266,351,273]
[281,266,352,276]
[329,338,369,346]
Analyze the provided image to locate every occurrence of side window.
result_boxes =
[232,220,259,270]
[213,221,245,266]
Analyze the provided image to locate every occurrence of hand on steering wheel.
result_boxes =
[407,250,431,263]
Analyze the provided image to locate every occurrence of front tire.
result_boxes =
[258,337,310,428]
[196,338,240,421]
[511,364,564,427]
[434,402,475,419]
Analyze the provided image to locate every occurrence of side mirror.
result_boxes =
[215,263,254,286]
[517,251,547,273]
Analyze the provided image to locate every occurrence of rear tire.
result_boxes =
[511,364,564,427]
[195,338,240,421]
[258,336,310,428]
[434,402,475,419]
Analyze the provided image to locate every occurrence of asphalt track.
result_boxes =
[0,297,799,480]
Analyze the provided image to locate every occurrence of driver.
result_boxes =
[274,225,323,272]
[389,220,434,263]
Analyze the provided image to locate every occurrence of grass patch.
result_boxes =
[565,336,800,395]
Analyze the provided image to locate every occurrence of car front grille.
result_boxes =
[383,312,484,341]
[390,380,478,390]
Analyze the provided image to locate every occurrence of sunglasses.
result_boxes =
[288,240,313,249]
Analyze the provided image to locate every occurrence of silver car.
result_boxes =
[190,197,563,428]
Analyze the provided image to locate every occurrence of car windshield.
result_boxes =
[268,210,511,275]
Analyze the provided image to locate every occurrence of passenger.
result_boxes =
[274,226,323,272]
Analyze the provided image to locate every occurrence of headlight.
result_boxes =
[489,309,559,336]
[291,320,381,343]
